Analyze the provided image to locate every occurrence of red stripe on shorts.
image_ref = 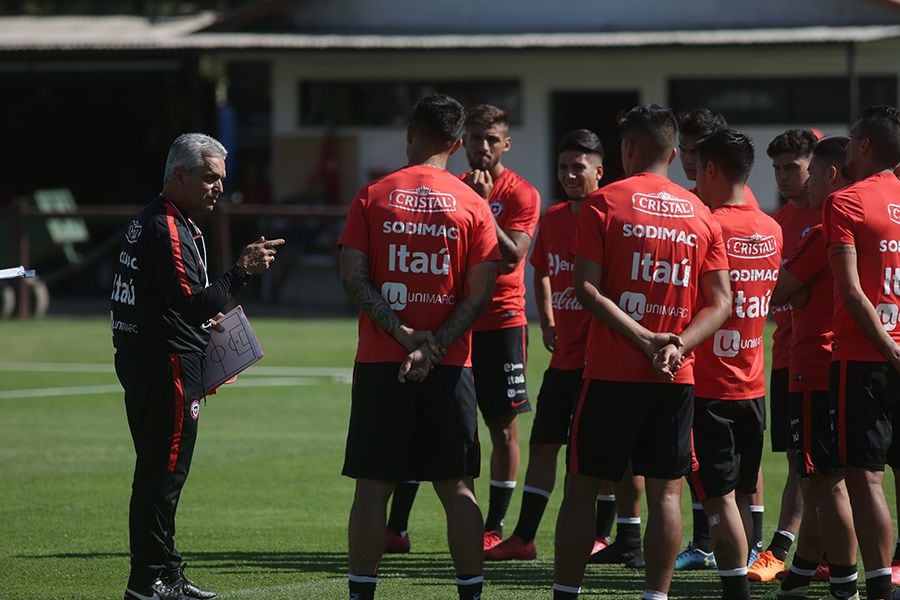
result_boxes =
[165,204,192,296]
[567,379,590,475]
[838,361,847,465]
[802,392,815,476]
[167,353,185,474]
[688,429,708,502]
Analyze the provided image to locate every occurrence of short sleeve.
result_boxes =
[468,201,502,266]
[529,219,548,270]
[571,199,606,265]
[501,182,541,236]
[823,190,864,246]
[700,217,729,274]
[337,187,370,254]
[784,226,826,284]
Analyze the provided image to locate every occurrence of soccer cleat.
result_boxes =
[813,561,830,582]
[760,584,810,599]
[124,578,188,600]
[587,539,642,564]
[170,565,217,600]
[624,551,645,569]
[384,528,411,554]
[748,546,760,567]
[748,550,787,582]
[484,534,537,561]
[590,536,611,556]
[674,542,717,571]
[892,560,900,586]
[483,530,503,551]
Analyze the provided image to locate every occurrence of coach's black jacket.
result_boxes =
[111,195,250,355]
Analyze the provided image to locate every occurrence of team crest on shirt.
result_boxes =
[725,234,778,259]
[631,191,694,218]
[190,399,200,420]
[388,187,457,213]
[887,204,900,226]
[125,220,142,244]
[489,200,504,217]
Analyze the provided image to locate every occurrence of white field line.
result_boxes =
[0,362,352,379]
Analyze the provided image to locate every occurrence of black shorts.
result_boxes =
[789,390,843,477]
[567,379,693,481]
[342,363,480,482]
[828,361,900,471]
[530,367,583,445]
[770,367,791,452]
[472,325,531,418]
[690,397,765,500]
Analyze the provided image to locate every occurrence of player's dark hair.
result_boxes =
[465,104,509,129]
[409,94,466,142]
[558,129,604,160]
[696,128,755,183]
[766,128,818,159]
[678,109,727,139]
[811,136,849,167]
[854,105,900,169]
[617,104,677,154]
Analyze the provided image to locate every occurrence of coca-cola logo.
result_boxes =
[388,187,457,213]
[631,192,694,219]
[726,234,778,259]
[551,287,582,311]
[887,204,900,226]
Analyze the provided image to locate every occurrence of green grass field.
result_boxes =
[0,317,896,599]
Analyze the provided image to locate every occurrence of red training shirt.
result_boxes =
[339,165,502,366]
[782,224,833,392]
[824,172,900,362]
[460,168,541,331]
[571,172,729,384]
[529,200,592,370]
[694,204,783,400]
[771,202,822,370]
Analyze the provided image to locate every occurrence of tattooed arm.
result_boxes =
[829,243,900,370]
[339,246,435,352]
[433,260,498,352]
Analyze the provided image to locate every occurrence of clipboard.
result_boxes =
[203,305,263,395]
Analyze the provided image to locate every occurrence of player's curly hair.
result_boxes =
[465,104,510,129]
[696,128,755,183]
[677,108,727,139]
[766,129,818,159]
[855,105,900,168]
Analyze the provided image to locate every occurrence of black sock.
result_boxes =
[781,555,818,592]
[349,575,377,600]
[866,570,891,600]
[485,482,515,533]
[766,530,794,562]
[894,538,900,562]
[512,488,549,542]
[596,495,615,540]
[387,481,419,534]
[720,571,751,600]
[616,519,641,549]
[691,503,711,552]
[552,583,579,599]
[456,574,483,600]
[750,506,764,551]
[828,562,858,599]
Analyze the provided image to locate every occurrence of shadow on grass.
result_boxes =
[24,550,733,597]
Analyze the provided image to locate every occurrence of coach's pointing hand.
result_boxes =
[237,236,286,274]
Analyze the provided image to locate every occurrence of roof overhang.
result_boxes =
[0,15,898,52]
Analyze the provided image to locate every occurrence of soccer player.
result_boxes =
[763,137,858,600]
[820,105,900,600]
[338,93,501,600]
[690,128,782,600]
[486,129,609,561]
[750,128,821,583]
[552,104,731,600]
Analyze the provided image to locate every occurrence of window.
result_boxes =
[669,76,897,123]
[299,80,522,127]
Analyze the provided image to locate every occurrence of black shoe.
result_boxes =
[587,540,642,564]
[124,577,187,600]
[624,551,645,569]
[170,565,218,599]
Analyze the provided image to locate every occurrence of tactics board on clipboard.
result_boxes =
[202,305,263,395]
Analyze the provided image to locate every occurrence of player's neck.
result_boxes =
[788,195,809,209]
[568,198,585,214]
[710,184,747,209]
[409,152,450,171]
[488,162,505,180]
[631,162,669,179]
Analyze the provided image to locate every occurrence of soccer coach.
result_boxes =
[338,94,500,600]
[112,133,283,600]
